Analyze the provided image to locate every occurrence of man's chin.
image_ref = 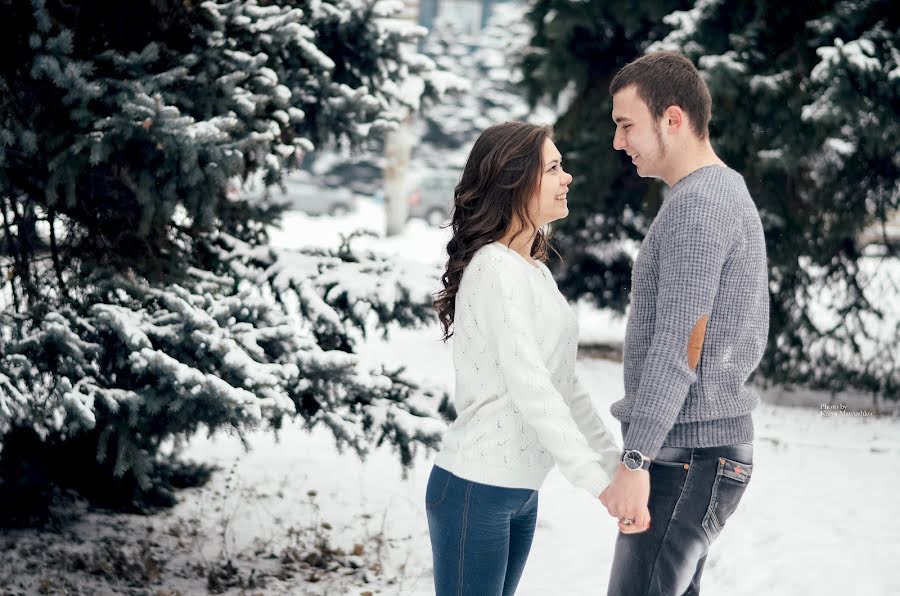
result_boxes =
[633,164,661,179]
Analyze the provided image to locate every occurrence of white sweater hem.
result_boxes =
[433,450,551,491]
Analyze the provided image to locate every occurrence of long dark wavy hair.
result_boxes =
[434,121,556,341]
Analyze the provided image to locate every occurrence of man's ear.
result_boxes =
[664,105,684,131]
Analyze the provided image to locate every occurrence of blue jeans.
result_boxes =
[425,465,539,596]
[606,443,754,596]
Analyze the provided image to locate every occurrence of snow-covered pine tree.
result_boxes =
[301,2,554,188]
[647,0,899,401]
[0,0,450,524]
[520,0,692,311]
[416,2,556,167]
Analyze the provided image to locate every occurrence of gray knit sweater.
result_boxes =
[610,165,769,458]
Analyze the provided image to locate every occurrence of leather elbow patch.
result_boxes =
[687,315,709,370]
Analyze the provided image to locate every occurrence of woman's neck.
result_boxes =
[498,228,536,261]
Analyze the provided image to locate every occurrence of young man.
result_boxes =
[597,51,769,595]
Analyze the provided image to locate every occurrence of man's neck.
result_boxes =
[662,141,726,188]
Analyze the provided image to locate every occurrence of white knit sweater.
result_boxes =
[434,242,621,497]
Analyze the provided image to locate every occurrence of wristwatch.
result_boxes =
[621,449,651,471]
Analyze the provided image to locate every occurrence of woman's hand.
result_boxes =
[599,463,651,534]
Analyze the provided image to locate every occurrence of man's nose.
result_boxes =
[613,129,625,151]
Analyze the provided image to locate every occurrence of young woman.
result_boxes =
[427,122,622,595]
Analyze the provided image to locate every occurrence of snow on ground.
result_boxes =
[268,199,450,267]
[575,301,628,350]
[4,203,899,595]
[141,327,900,596]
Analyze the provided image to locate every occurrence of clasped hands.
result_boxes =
[598,463,651,534]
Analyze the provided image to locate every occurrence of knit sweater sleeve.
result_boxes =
[566,374,622,480]
[624,193,738,458]
[473,255,614,497]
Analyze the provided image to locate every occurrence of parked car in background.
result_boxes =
[280,175,358,216]
[234,171,358,217]
[407,170,458,226]
[374,169,458,226]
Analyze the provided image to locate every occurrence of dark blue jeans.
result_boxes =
[425,465,539,596]
[607,443,754,596]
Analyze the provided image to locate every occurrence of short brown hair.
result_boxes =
[610,51,712,139]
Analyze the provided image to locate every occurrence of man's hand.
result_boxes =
[599,463,651,534]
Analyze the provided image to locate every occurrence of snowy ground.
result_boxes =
[3,202,898,595]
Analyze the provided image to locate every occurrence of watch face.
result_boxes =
[624,451,643,470]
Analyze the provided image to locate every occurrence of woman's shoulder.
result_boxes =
[468,242,510,270]
[462,243,539,296]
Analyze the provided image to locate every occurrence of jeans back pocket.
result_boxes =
[701,457,752,543]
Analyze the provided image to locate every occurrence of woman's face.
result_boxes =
[530,138,572,227]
